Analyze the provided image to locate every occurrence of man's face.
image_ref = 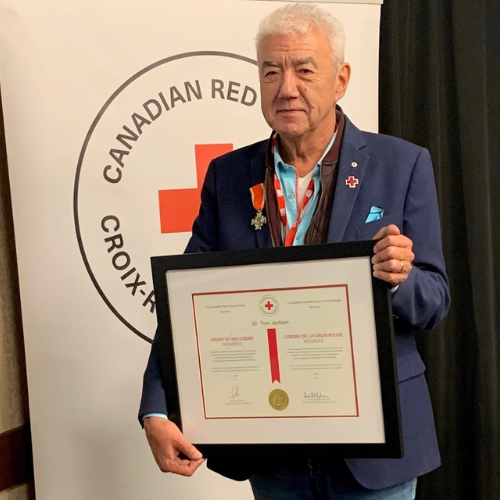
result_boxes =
[258,30,350,140]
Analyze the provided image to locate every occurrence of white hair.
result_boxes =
[256,3,346,70]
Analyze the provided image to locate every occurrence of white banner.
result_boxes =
[0,1,381,498]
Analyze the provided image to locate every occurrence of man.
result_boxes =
[140,4,450,499]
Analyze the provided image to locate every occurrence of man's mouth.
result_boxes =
[277,109,303,114]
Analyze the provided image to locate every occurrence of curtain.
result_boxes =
[0,93,33,498]
[379,1,500,499]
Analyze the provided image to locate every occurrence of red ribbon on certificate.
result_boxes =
[267,328,281,383]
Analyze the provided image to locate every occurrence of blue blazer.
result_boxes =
[140,117,450,490]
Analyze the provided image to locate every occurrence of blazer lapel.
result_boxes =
[249,145,272,248]
[327,118,369,242]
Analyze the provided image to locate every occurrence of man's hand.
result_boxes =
[372,225,414,288]
[144,417,204,476]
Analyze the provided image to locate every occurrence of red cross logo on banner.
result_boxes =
[265,301,274,311]
[345,176,359,188]
[158,144,234,233]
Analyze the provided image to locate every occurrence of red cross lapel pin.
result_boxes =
[345,176,359,189]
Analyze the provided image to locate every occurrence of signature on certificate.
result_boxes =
[303,391,329,400]
[230,386,242,398]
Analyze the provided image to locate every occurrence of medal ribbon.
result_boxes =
[250,183,265,211]
[274,174,315,246]
[267,328,281,383]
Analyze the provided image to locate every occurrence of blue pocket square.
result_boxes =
[365,206,384,223]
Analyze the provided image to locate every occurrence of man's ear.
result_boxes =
[335,63,351,101]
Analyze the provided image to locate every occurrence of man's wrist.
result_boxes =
[143,413,168,422]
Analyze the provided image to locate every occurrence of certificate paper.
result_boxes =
[193,285,358,419]
[152,242,402,458]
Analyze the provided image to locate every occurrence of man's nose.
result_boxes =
[278,70,300,99]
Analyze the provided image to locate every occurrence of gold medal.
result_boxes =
[268,388,289,411]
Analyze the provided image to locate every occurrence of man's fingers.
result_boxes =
[373,268,410,286]
[144,417,204,476]
[372,235,414,262]
[372,247,414,266]
[157,444,205,476]
[167,457,205,477]
[188,458,205,474]
[161,436,203,476]
[373,258,413,287]
[373,259,413,275]
[373,233,412,254]
[175,437,203,461]
[375,233,408,248]
[372,246,415,264]
[372,224,400,241]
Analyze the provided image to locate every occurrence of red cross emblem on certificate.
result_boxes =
[260,295,279,316]
[345,176,359,188]
[265,301,274,311]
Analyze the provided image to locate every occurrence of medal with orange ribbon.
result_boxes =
[250,183,267,230]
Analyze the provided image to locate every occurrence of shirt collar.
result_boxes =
[274,130,338,174]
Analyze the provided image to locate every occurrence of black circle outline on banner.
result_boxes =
[74,51,258,343]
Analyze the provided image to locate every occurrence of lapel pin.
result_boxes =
[351,161,358,168]
[345,176,359,189]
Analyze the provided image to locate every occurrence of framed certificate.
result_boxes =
[151,241,402,459]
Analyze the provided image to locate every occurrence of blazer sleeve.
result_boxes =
[138,330,167,423]
[391,148,450,330]
[185,159,220,254]
[138,159,220,422]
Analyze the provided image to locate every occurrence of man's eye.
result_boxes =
[265,70,277,77]
[299,68,313,74]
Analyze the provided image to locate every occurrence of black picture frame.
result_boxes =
[151,240,402,460]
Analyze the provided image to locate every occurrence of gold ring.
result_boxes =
[400,260,405,273]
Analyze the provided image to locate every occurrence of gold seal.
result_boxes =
[268,389,289,411]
